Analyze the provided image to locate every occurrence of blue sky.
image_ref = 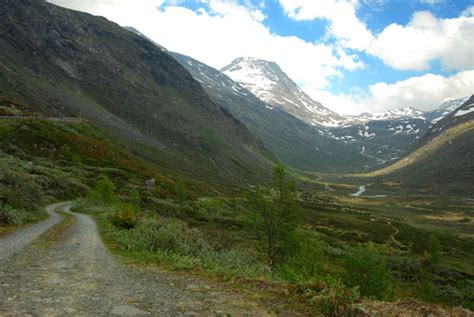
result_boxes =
[49,0,474,114]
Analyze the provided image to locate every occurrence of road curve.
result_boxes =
[0,202,67,262]
[0,206,274,316]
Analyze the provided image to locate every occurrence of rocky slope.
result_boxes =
[0,0,274,183]
[171,52,374,172]
[222,57,350,127]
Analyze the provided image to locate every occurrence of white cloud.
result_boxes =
[308,70,474,115]
[48,0,473,115]
[47,0,363,91]
[278,0,374,51]
[368,11,474,71]
[278,1,474,72]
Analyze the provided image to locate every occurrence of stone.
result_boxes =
[144,178,155,189]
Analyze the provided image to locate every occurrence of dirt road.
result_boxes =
[0,202,65,261]
[0,203,272,316]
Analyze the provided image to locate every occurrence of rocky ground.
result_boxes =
[0,203,274,316]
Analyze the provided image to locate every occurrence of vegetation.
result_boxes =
[246,165,299,270]
[1,113,472,315]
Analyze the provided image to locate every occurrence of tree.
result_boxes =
[95,176,115,204]
[427,234,442,267]
[247,164,299,270]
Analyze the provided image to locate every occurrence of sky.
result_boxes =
[48,0,474,115]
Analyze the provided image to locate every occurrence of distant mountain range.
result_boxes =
[366,96,474,195]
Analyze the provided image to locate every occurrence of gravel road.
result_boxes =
[0,202,66,262]
[0,203,273,316]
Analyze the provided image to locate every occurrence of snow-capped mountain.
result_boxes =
[221,57,350,127]
[170,52,375,172]
[360,107,426,121]
[424,96,470,123]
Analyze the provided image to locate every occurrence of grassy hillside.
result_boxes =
[353,97,474,195]
[1,111,473,314]
[0,0,274,183]
[359,119,474,177]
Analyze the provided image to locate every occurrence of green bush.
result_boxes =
[94,176,115,204]
[107,215,204,256]
[277,234,325,283]
[304,277,360,317]
[343,245,393,300]
[0,205,32,225]
[1,171,44,210]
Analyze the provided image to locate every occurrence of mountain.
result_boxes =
[325,117,431,165]
[170,52,375,172]
[0,0,275,183]
[221,57,350,127]
[424,96,471,123]
[358,107,425,121]
[362,96,474,195]
[416,95,474,146]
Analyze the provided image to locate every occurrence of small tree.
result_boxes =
[172,176,188,202]
[427,234,442,267]
[95,176,115,204]
[247,165,299,270]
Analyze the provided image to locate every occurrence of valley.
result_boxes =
[0,0,473,316]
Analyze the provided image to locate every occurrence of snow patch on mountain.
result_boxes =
[222,57,354,127]
[454,104,474,117]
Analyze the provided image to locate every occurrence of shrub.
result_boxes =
[95,176,115,204]
[277,234,325,283]
[426,234,442,267]
[2,171,44,210]
[0,203,37,225]
[304,277,360,317]
[111,206,137,229]
[343,245,393,300]
[108,215,204,256]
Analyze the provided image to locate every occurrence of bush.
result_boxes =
[95,176,115,204]
[343,245,393,300]
[0,203,38,225]
[304,277,360,317]
[111,206,137,229]
[2,171,44,210]
[107,215,204,256]
[277,234,325,283]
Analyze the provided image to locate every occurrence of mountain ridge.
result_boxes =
[0,0,274,183]
[222,57,351,127]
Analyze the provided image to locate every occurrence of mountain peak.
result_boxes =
[222,57,350,127]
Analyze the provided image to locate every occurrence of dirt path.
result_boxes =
[0,202,66,262]
[0,203,273,316]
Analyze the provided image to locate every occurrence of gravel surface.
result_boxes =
[0,204,273,316]
[0,202,66,262]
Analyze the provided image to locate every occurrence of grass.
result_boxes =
[34,211,75,249]
[1,104,472,314]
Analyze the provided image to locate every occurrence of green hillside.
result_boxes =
[0,0,274,183]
